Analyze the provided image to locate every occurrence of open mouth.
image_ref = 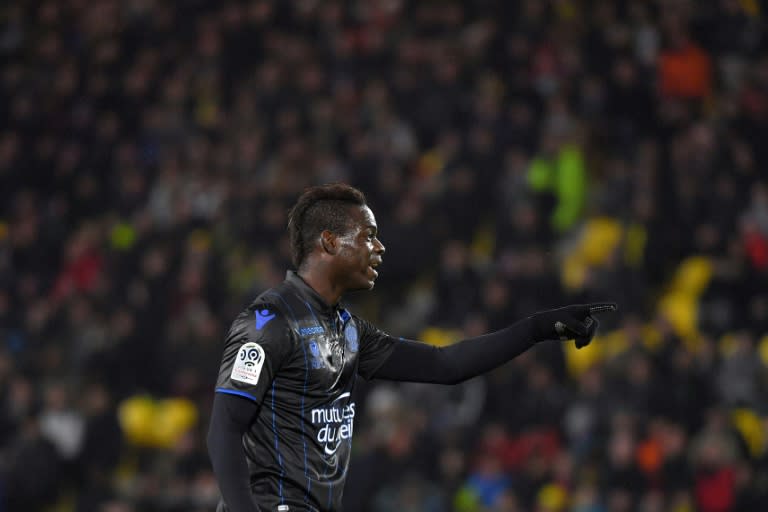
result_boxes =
[368,261,381,278]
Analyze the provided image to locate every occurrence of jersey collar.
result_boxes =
[285,270,340,315]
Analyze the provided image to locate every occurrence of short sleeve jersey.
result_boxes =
[215,271,397,512]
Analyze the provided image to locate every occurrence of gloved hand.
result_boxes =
[530,303,617,349]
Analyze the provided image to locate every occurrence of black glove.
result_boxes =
[530,303,617,349]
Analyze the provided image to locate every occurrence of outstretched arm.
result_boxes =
[372,303,616,384]
[373,318,536,383]
[207,393,261,512]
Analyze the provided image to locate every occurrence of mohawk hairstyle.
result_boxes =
[287,183,367,268]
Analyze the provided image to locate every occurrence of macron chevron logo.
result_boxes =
[255,309,276,330]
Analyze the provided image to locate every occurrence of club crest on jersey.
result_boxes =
[231,342,265,385]
[308,340,325,369]
[344,323,358,352]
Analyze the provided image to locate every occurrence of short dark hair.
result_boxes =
[287,183,367,268]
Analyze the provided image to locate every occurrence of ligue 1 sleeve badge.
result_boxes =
[231,342,265,385]
[344,323,358,352]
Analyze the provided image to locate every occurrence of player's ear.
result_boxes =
[320,230,338,255]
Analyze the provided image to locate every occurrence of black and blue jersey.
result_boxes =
[214,271,397,512]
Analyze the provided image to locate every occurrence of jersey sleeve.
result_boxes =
[215,305,294,404]
[354,316,399,380]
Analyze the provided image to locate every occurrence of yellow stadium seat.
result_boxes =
[758,334,768,366]
[564,335,605,378]
[731,408,765,458]
[600,330,630,359]
[118,395,157,446]
[419,327,462,347]
[670,256,713,296]
[641,324,663,351]
[562,253,588,291]
[624,223,647,267]
[658,292,698,339]
[118,395,199,449]
[537,482,568,511]
[578,217,622,266]
[153,398,198,447]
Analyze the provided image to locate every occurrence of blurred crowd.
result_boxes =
[2,0,768,511]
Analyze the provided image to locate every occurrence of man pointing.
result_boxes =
[207,183,616,512]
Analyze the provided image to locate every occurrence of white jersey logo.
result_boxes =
[231,342,265,385]
[310,392,356,455]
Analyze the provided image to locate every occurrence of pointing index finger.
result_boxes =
[588,303,618,315]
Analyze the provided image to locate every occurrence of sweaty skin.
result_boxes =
[302,205,385,305]
[334,206,384,290]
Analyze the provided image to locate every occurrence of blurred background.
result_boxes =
[1,0,768,511]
